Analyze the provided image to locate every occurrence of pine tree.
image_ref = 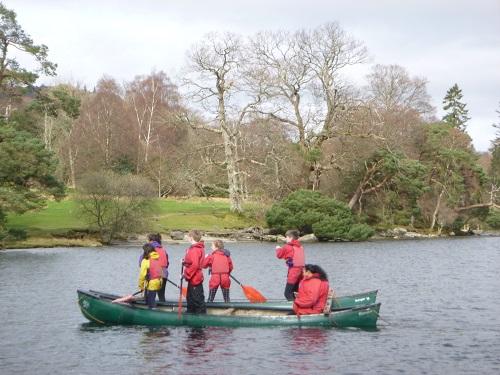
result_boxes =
[442,83,470,131]
[490,103,500,181]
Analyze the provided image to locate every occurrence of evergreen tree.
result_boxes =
[0,3,63,239]
[490,103,500,181]
[0,2,56,90]
[442,83,470,131]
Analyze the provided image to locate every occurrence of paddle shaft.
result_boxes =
[229,274,243,286]
[167,278,180,289]
[177,264,184,319]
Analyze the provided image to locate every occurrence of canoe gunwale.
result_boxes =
[87,289,378,312]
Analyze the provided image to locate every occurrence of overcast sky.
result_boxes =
[7,0,500,151]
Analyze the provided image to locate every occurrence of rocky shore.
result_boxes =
[5,226,498,249]
[129,226,499,245]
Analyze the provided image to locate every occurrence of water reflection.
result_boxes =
[182,327,234,356]
[282,328,335,374]
[79,322,122,333]
[284,327,329,353]
[137,327,175,372]
[142,327,171,341]
[183,328,208,355]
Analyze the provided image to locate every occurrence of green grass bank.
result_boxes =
[4,197,265,248]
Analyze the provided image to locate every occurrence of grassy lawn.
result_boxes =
[6,197,265,237]
[7,199,86,235]
[152,198,261,231]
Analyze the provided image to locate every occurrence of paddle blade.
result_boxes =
[181,287,187,298]
[241,285,267,303]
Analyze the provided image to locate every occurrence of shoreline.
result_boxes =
[2,229,499,250]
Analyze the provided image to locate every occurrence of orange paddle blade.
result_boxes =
[241,285,267,303]
[182,287,187,298]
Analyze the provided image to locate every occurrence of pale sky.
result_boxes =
[7,0,500,151]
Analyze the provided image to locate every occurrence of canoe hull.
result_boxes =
[88,289,378,311]
[77,290,380,329]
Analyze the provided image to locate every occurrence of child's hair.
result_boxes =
[213,239,224,250]
[304,264,328,281]
[142,243,155,259]
[147,233,162,244]
[285,229,300,239]
[189,230,202,242]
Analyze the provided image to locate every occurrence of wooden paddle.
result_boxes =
[111,290,143,304]
[167,278,187,297]
[178,264,184,319]
[230,274,267,303]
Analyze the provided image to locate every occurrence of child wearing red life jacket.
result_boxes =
[138,243,162,309]
[293,264,330,316]
[275,229,305,301]
[147,233,169,302]
[203,239,233,302]
[182,230,206,314]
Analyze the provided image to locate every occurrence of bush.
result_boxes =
[486,209,500,229]
[266,189,374,241]
[7,228,28,241]
[347,224,375,241]
[77,171,156,244]
[199,184,229,198]
[313,217,352,241]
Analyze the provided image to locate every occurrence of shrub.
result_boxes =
[486,209,500,229]
[266,189,374,241]
[77,171,156,244]
[450,217,468,235]
[7,228,28,241]
[312,217,352,241]
[347,224,375,241]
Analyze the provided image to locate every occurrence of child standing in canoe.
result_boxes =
[182,230,207,314]
[147,233,169,302]
[276,229,305,301]
[138,243,162,309]
[203,240,233,302]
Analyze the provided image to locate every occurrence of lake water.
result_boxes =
[1,237,499,374]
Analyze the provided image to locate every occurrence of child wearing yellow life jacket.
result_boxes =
[138,243,162,309]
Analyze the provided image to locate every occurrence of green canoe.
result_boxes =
[89,289,378,311]
[77,290,381,329]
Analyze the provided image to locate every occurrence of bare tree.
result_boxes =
[126,71,180,173]
[81,78,125,168]
[250,22,370,190]
[366,64,435,118]
[182,32,260,213]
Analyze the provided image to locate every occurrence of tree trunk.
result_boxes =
[430,188,445,231]
[68,145,76,189]
[43,111,52,150]
[309,163,322,191]
[348,185,363,210]
[223,131,243,213]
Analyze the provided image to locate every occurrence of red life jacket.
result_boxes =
[211,250,230,274]
[155,246,169,268]
[148,257,162,280]
[183,242,205,285]
[291,243,305,268]
[293,274,329,315]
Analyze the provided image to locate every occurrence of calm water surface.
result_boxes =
[1,237,499,374]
